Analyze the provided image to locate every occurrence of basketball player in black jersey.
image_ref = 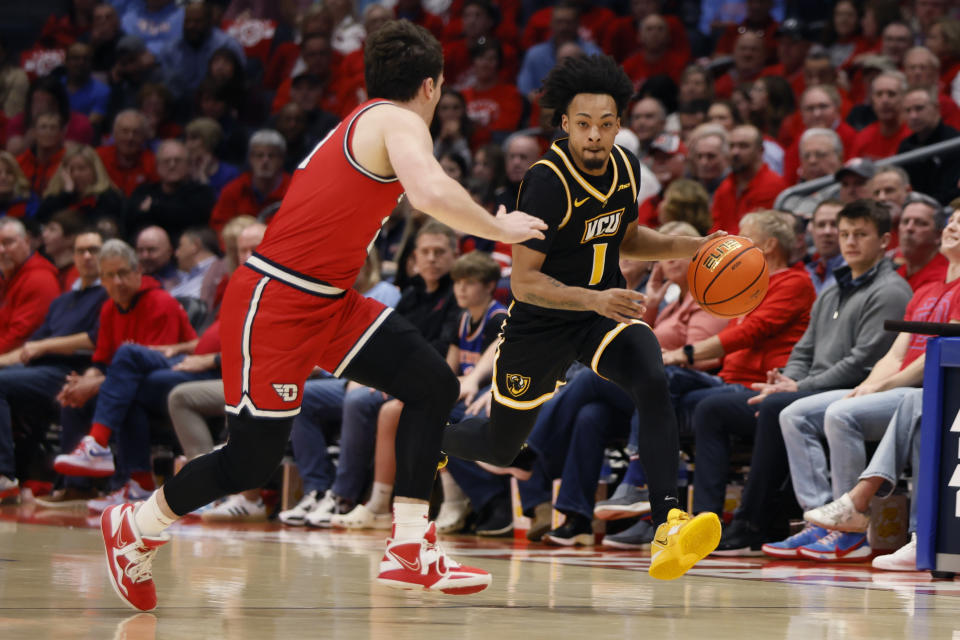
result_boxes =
[442,55,723,580]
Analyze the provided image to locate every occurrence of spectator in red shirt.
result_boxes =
[777,50,853,151]
[17,111,66,197]
[896,193,950,290]
[782,85,857,184]
[715,0,780,63]
[711,125,788,233]
[271,34,360,119]
[602,0,689,64]
[714,32,766,100]
[50,238,196,502]
[96,109,157,196]
[760,19,811,100]
[0,218,60,354]
[850,71,911,158]
[5,76,93,156]
[622,14,689,87]
[522,0,614,51]
[443,0,518,89]
[835,157,876,203]
[461,39,524,140]
[903,46,960,130]
[210,129,290,235]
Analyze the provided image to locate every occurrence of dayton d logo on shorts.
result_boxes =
[272,384,298,402]
[505,373,531,397]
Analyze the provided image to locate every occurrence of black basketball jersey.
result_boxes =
[514,137,640,321]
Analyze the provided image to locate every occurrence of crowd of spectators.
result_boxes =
[1,0,960,574]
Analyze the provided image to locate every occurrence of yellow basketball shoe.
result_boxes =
[649,509,722,580]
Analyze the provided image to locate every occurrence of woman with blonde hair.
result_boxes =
[658,178,712,235]
[0,150,37,217]
[36,144,122,225]
[205,215,260,313]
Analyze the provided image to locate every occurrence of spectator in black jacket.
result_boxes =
[897,86,960,204]
[124,139,215,242]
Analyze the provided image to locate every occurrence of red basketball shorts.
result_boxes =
[220,264,390,418]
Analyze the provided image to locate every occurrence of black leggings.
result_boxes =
[164,312,459,516]
[442,323,680,524]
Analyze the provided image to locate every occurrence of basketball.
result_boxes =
[687,235,769,318]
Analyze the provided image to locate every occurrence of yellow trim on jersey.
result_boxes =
[551,142,619,204]
[613,145,637,203]
[531,159,573,229]
[590,320,650,380]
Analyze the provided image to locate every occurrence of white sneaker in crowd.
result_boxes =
[872,533,918,571]
[200,493,267,522]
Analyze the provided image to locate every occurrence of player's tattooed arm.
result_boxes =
[522,274,595,310]
[511,245,595,311]
[511,246,644,322]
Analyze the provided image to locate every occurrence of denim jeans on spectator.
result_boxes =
[331,385,390,502]
[515,372,633,519]
[780,388,910,511]
[0,363,71,477]
[95,345,217,476]
[859,388,923,532]
[291,378,346,495]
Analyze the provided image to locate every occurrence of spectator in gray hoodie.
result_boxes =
[701,200,913,556]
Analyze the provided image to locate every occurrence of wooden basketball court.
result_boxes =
[1,505,959,639]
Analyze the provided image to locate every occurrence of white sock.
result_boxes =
[367,481,393,514]
[134,492,177,538]
[439,470,466,503]
[392,501,428,540]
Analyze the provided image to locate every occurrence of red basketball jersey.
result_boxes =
[252,99,405,290]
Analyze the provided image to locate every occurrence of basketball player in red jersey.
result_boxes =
[99,20,547,611]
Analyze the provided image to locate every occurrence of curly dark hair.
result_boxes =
[539,55,634,127]
[365,19,443,102]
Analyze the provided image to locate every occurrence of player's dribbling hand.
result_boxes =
[590,288,646,323]
[494,205,547,243]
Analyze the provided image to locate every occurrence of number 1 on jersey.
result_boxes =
[589,243,607,285]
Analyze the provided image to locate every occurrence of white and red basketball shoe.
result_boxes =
[376,521,492,595]
[101,503,169,611]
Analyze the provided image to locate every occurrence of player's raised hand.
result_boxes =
[589,288,646,323]
[494,205,547,243]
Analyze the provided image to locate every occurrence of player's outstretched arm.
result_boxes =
[511,245,646,323]
[382,110,546,244]
[620,225,726,261]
